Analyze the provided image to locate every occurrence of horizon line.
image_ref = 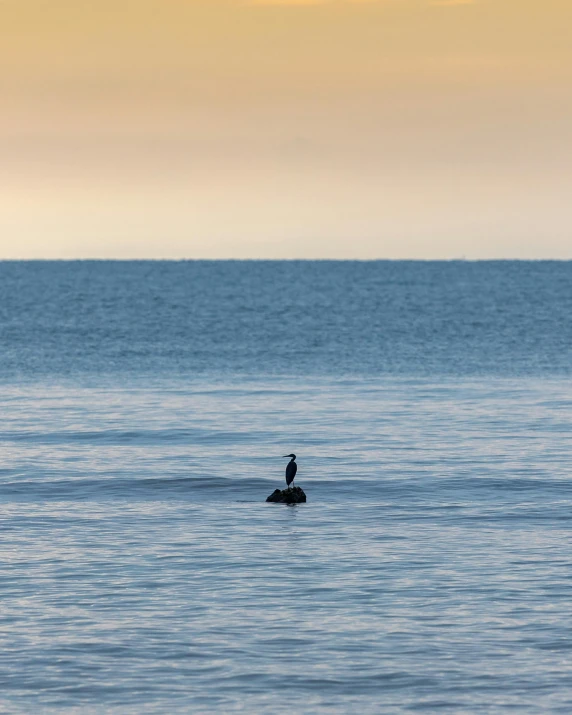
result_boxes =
[1,258,571,263]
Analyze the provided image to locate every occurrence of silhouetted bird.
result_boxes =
[283,454,297,488]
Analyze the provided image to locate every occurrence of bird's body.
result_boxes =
[283,454,297,488]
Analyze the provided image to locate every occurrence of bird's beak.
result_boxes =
[282,455,289,458]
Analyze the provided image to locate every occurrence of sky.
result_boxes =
[1,0,571,259]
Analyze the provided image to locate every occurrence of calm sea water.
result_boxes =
[1,261,572,713]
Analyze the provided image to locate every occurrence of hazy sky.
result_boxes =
[1,0,571,258]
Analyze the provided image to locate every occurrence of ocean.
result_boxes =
[1,260,571,713]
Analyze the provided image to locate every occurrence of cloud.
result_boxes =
[246,0,476,5]
[247,0,328,4]
[429,0,476,5]
[245,0,379,5]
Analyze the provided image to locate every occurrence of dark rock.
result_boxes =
[266,486,307,504]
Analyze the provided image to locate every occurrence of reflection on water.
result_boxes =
[1,377,572,712]
[1,260,571,710]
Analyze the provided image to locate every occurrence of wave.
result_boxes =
[0,475,280,501]
[0,428,269,446]
[1,472,571,504]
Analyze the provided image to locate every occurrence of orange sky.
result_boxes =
[1,0,571,258]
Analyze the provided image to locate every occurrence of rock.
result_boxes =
[266,486,307,504]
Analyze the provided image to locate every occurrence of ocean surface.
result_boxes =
[1,260,571,713]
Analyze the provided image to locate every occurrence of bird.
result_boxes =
[283,454,297,489]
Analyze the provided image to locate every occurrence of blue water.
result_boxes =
[1,261,572,712]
